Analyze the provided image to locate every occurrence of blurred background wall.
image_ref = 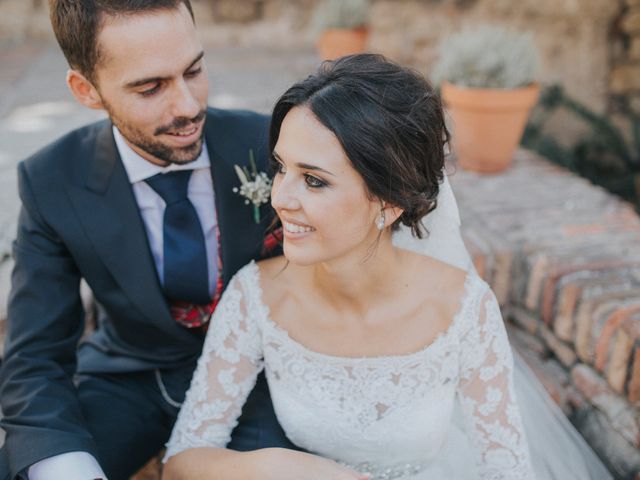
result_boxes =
[0,0,635,136]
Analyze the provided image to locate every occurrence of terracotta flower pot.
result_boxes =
[317,28,368,61]
[441,81,540,173]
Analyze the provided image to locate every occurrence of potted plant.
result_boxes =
[312,0,370,61]
[433,26,540,173]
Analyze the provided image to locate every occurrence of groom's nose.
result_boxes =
[169,79,201,120]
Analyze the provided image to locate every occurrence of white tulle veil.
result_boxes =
[391,174,613,480]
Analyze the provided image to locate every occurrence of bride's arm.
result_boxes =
[162,268,367,480]
[162,270,265,479]
[456,285,536,480]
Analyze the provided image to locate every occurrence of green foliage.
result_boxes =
[311,0,370,31]
[432,25,539,88]
[522,85,640,211]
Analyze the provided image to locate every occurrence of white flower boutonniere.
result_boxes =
[233,149,272,224]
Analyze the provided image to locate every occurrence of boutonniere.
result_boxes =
[233,149,272,224]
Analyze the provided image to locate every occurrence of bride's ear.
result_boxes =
[381,203,404,227]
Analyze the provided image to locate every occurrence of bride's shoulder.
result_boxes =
[405,251,468,290]
[402,251,484,313]
[254,256,292,304]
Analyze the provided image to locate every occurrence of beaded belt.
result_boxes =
[340,460,428,479]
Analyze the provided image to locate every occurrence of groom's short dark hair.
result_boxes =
[49,0,195,83]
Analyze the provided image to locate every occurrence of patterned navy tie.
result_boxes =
[145,170,211,305]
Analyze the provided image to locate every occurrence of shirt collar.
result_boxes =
[113,126,211,184]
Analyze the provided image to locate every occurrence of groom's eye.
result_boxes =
[139,83,161,97]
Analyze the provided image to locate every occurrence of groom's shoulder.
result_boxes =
[21,118,110,176]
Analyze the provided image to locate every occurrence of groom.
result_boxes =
[0,1,294,479]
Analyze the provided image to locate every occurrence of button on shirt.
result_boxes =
[27,126,219,480]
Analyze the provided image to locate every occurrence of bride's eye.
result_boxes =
[304,174,326,189]
[270,156,286,175]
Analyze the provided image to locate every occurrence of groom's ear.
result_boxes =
[66,69,105,111]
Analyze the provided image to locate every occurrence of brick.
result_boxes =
[540,259,631,327]
[572,364,640,447]
[554,278,581,341]
[566,384,587,410]
[576,293,640,366]
[506,321,547,355]
[607,327,635,394]
[595,303,640,372]
[572,407,640,479]
[211,0,261,23]
[575,298,614,364]
[540,323,577,367]
[524,253,549,312]
[629,344,640,405]
[490,251,513,306]
[554,267,640,343]
[622,9,640,34]
[508,306,540,335]
[630,37,640,61]
[611,64,640,93]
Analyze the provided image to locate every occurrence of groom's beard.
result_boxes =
[106,104,206,165]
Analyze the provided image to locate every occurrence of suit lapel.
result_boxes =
[68,123,175,328]
[205,111,267,286]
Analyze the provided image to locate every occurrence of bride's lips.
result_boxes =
[282,219,316,240]
[161,120,204,146]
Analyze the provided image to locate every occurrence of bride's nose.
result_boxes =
[271,175,301,211]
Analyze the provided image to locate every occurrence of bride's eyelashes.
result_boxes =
[303,174,327,189]
[270,154,286,174]
[270,155,329,189]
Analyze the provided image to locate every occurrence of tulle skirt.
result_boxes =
[511,353,612,479]
[413,353,614,480]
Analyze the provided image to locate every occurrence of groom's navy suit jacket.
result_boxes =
[0,107,275,477]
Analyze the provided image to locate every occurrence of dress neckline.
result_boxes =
[245,260,485,364]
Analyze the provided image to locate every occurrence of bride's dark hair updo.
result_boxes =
[269,53,450,238]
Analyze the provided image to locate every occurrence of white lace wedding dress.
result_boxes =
[165,261,537,479]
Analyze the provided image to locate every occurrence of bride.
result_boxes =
[162,54,611,479]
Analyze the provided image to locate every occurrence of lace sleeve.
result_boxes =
[457,285,536,480]
[163,268,264,461]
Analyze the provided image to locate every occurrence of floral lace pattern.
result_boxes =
[165,261,536,479]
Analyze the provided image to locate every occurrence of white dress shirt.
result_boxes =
[28,126,218,480]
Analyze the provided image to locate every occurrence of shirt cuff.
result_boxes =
[28,451,107,480]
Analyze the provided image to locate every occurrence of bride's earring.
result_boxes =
[376,211,385,231]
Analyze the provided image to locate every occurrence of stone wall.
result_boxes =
[187,0,621,116]
[0,0,624,117]
[611,0,640,114]
[452,149,640,479]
